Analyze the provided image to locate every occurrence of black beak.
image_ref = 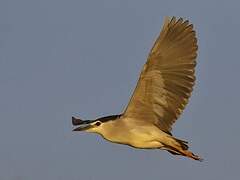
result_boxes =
[72,116,92,131]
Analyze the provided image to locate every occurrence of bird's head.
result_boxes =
[72,115,121,134]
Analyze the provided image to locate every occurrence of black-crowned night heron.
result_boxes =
[72,17,202,161]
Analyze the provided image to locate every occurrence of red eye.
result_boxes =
[95,122,101,126]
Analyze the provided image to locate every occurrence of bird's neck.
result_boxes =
[98,119,129,143]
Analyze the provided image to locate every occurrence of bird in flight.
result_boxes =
[72,17,202,161]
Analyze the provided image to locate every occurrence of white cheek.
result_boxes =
[85,128,95,133]
[86,126,100,133]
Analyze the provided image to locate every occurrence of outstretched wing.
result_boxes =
[123,17,198,133]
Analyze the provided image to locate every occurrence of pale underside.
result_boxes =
[123,17,198,134]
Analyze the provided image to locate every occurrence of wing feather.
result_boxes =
[123,17,198,133]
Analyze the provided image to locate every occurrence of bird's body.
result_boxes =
[73,17,202,161]
[88,116,166,149]
[102,119,171,149]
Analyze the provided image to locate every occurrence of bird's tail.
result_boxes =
[165,137,203,161]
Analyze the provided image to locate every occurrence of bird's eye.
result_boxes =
[95,122,101,126]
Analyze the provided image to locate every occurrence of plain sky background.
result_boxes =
[1,0,240,179]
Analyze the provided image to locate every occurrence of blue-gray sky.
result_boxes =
[1,0,239,179]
